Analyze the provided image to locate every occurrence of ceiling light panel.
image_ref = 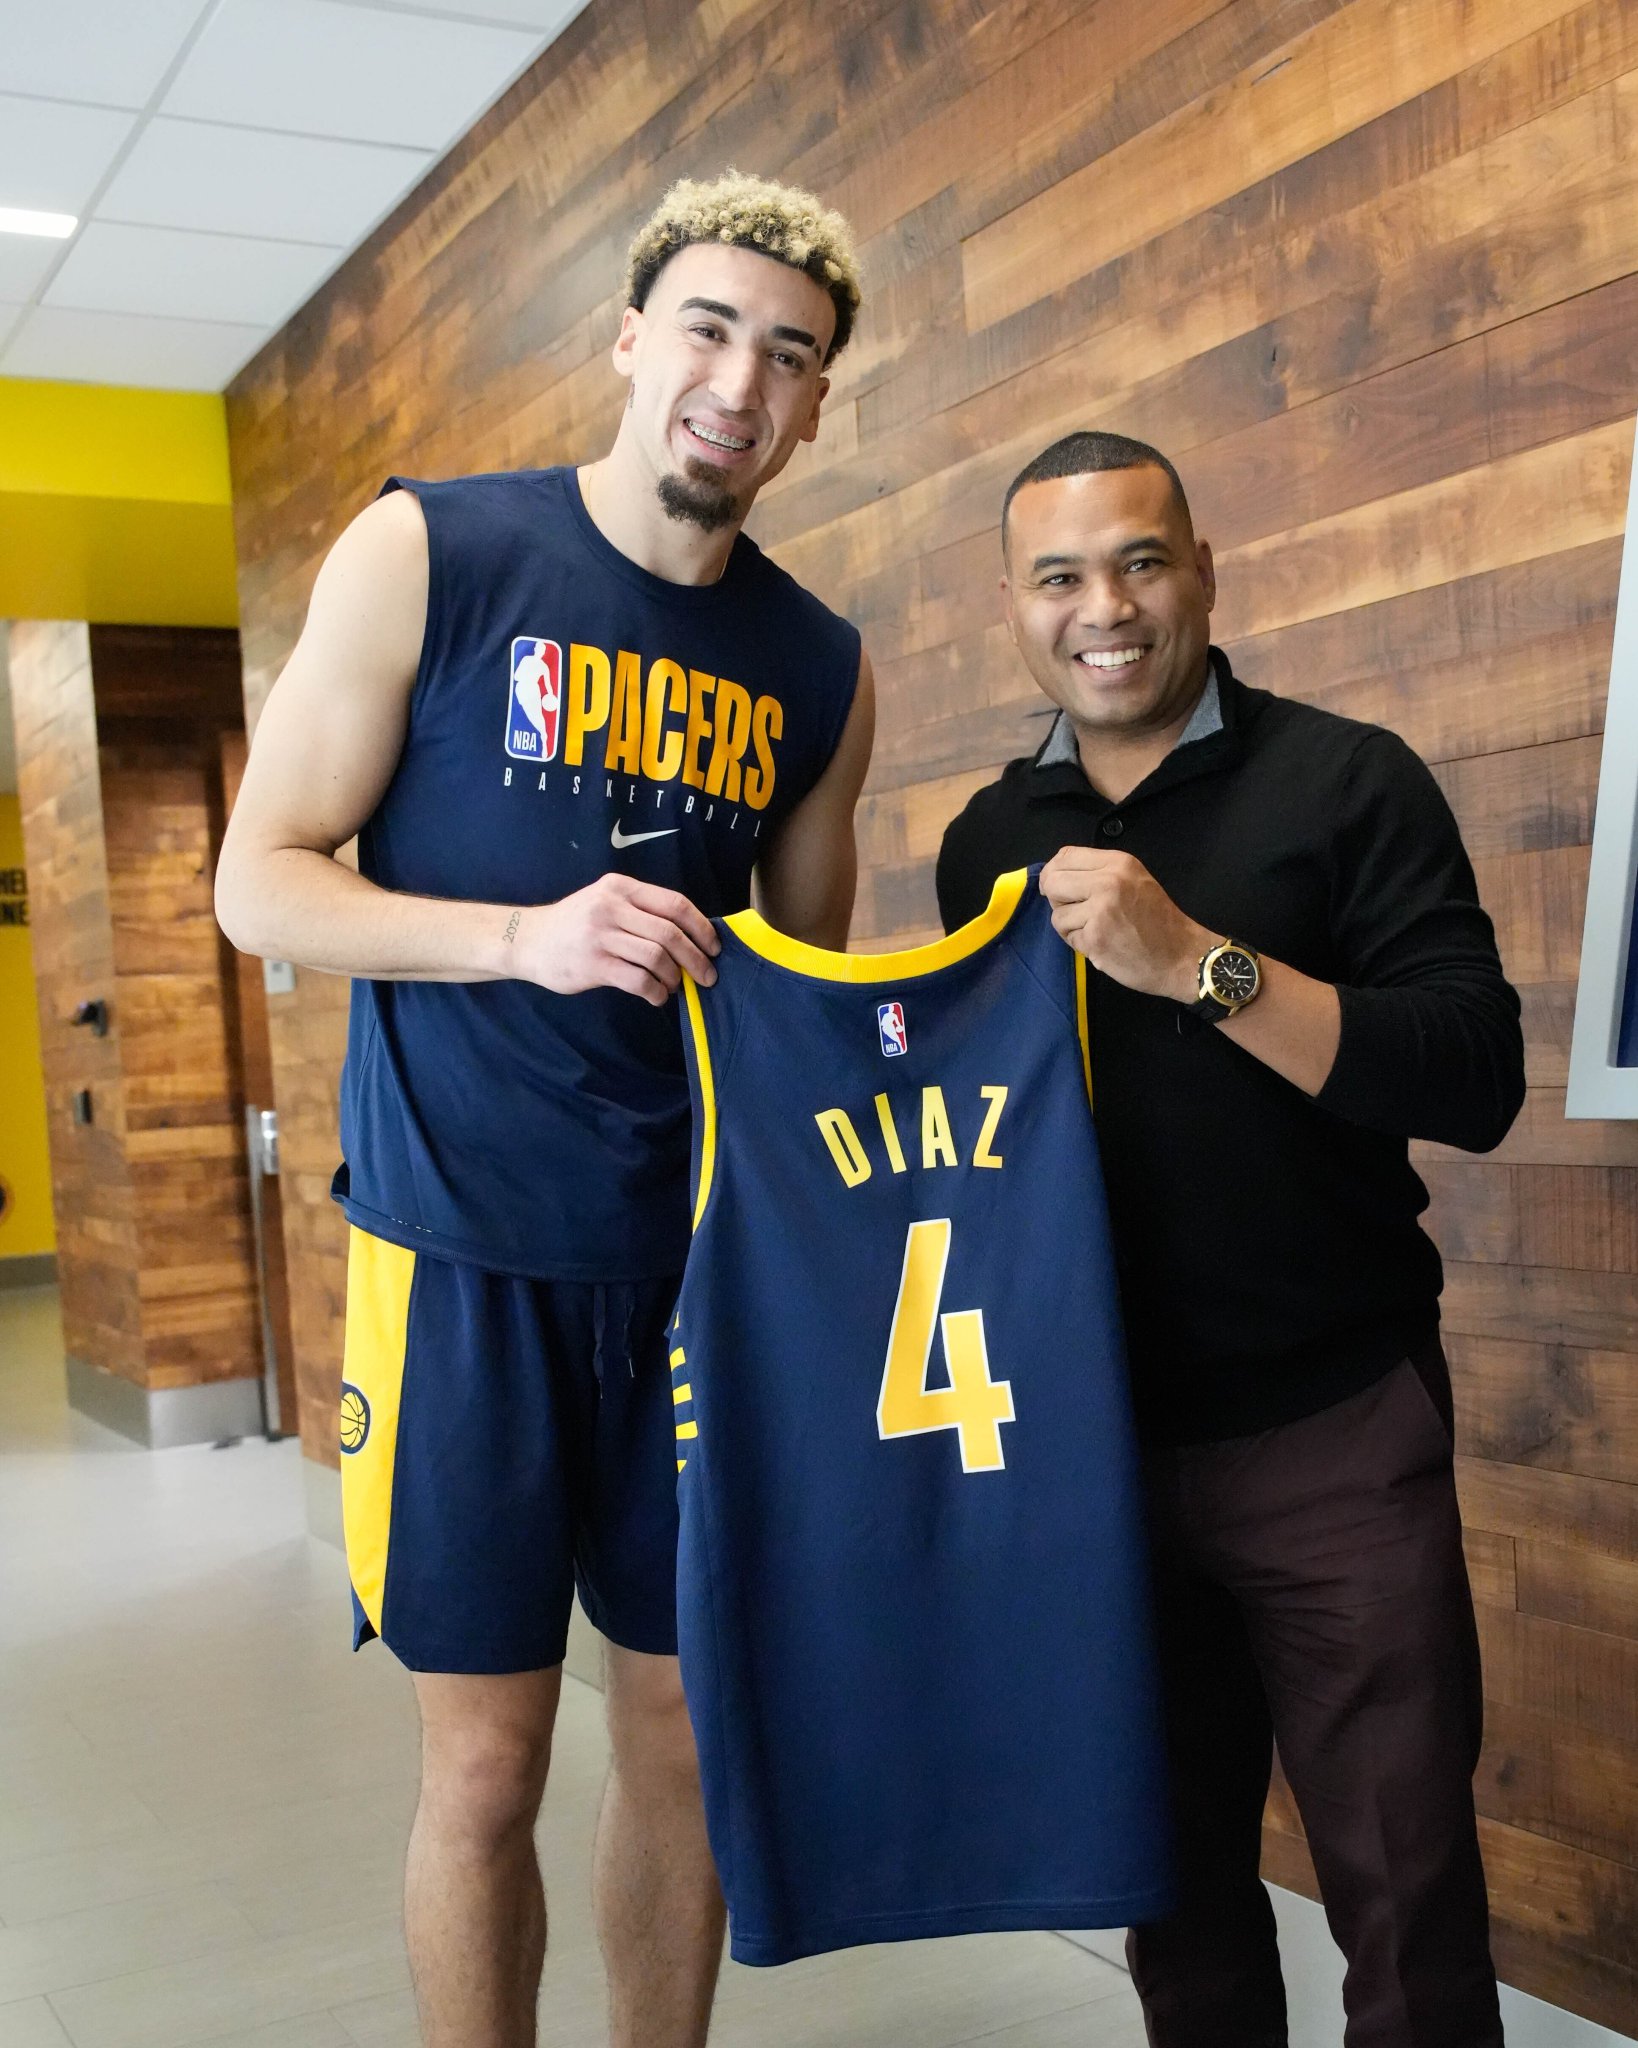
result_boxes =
[0,304,266,389]
[45,221,343,327]
[0,95,135,217]
[0,209,75,238]
[0,0,212,110]
[101,119,433,248]
[162,0,544,150]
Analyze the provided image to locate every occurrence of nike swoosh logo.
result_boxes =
[611,822,681,849]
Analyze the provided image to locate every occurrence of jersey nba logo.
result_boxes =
[877,1001,907,1057]
[506,637,563,762]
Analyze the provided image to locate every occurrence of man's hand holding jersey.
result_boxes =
[1040,848,1213,1004]
[506,874,719,1005]
[1040,846,1341,1097]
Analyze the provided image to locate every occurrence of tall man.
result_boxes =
[216,174,874,2048]
[936,431,1522,2048]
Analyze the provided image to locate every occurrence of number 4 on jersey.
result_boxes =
[878,1218,1015,1472]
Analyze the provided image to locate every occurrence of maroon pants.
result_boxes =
[1126,1350,1504,2048]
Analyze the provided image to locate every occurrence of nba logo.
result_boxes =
[506,637,563,762]
[877,1001,907,1057]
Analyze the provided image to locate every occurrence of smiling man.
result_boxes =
[216,173,872,2048]
[936,431,1523,2048]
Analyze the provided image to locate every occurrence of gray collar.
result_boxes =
[1037,666,1223,769]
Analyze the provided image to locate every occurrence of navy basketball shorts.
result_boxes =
[338,1226,684,1673]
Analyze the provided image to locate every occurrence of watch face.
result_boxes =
[1209,947,1259,1003]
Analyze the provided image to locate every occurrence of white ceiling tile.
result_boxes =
[162,0,544,149]
[0,233,64,302]
[44,221,342,326]
[0,95,136,216]
[0,304,265,389]
[364,0,586,26]
[100,118,432,247]
[0,0,211,110]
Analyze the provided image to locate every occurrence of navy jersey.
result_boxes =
[334,467,860,1280]
[673,870,1174,1966]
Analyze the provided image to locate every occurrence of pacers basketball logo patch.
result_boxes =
[338,1382,371,1454]
[506,636,563,762]
[878,1000,907,1057]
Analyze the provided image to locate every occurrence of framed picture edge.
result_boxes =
[1567,409,1638,1119]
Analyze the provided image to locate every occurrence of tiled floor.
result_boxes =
[0,1286,1148,2048]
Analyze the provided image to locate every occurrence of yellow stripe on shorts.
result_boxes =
[340,1228,416,1638]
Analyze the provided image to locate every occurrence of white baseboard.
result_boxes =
[0,1254,57,1289]
[67,1354,264,1448]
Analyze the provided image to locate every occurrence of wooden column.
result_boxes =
[11,621,268,1440]
[10,620,143,1387]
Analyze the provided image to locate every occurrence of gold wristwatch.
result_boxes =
[1191,938,1262,1023]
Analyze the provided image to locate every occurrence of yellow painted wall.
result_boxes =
[0,379,238,627]
[0,379,240,1259]
[0,795,55,1259]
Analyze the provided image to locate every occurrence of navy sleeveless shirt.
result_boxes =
[333,466,861,1281]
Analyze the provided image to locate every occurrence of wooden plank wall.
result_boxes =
[10,620,144,1386]
[224,0,1638,2026]
[10,621,263,1394]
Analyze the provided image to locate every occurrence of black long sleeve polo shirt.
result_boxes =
[935,653,1526,1444]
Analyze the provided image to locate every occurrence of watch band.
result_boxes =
[1190,987,1239,1022]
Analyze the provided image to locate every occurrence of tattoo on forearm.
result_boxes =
[502,911,521,945]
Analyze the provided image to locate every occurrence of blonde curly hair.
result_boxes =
[624,170,862,364]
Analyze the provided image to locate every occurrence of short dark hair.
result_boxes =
[1001,431,1193,552]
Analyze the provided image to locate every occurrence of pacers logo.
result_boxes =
[339,1382,371,1455]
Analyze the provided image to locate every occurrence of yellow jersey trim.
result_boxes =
[681,972,718,1230]
[1075,953,1094,1110]
[724,868,1030,983]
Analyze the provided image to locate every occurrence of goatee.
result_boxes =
[657,458,739,533]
